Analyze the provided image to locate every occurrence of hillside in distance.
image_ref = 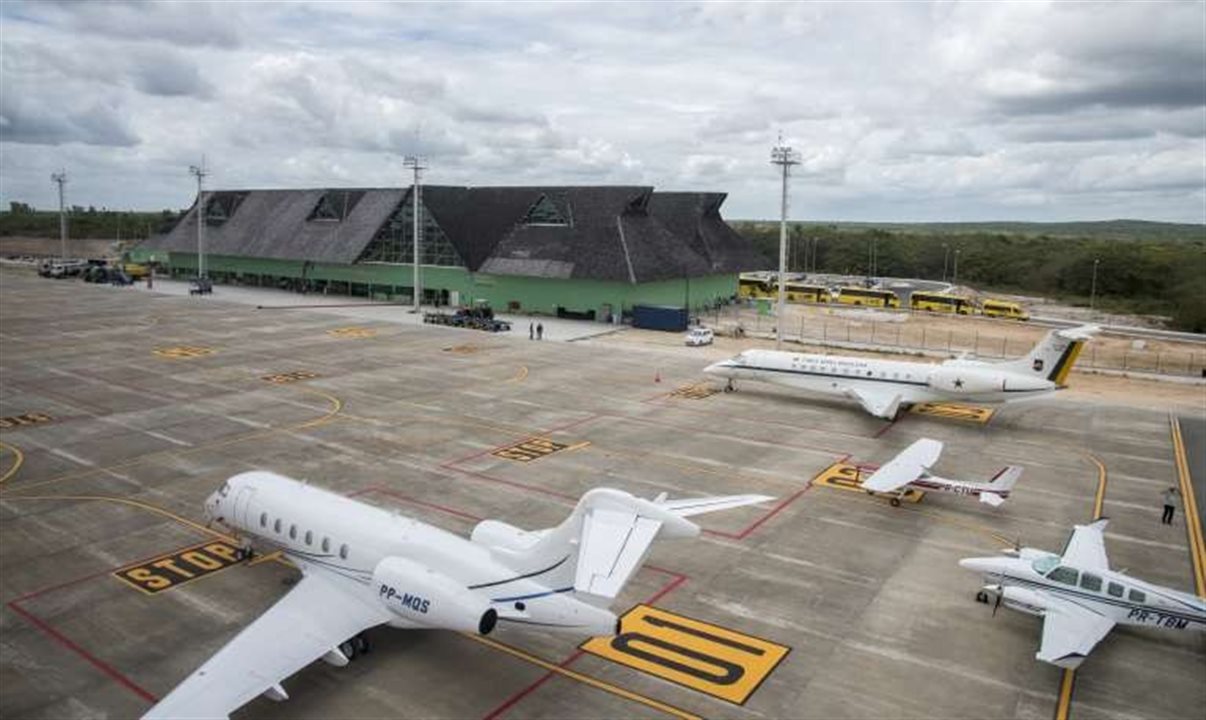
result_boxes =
[730,219,1205,243]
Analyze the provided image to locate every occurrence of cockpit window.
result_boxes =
[1031,554,1060,575]
[1047,566,1079,585]
[218,483,230,497]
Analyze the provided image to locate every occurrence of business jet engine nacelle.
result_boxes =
[927,366,1004,394]
[470,519,539,553]
[997,585,1049,617]
[373,557,498,635]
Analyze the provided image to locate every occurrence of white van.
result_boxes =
[685,327,714,346]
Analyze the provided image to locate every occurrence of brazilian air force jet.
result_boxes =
[703,325,1097,420]
[960,519,1206,669]
[142,472,772,719]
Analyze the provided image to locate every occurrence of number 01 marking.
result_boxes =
[580,604,790,705]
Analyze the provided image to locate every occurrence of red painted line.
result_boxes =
[439,464,578,503]
[872,415,899,438]
[703,482,814,541]
[8,600,158,704]
[442,413,603,468]
[597,409,850,459]
[480,568,688,720]
[630,394,878,442]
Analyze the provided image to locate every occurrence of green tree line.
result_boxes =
[2,203,184,241]
[734,222,1206,333]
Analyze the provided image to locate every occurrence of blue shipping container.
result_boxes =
[632,304,688,332]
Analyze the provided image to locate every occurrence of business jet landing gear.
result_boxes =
[724,379,736,393]
[339,633,372,661]
[975,590,990,604]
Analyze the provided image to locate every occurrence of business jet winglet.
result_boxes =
[142,472,773,719]
[861,438,1022,507]
[960,519,1206,669]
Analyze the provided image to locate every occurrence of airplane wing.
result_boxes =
[574,493,772,598]
[1036,594,1116,668]
[841,385,904,420]
[143,566,392,720]
[861,438,944,493]
[1059,518,1110,571]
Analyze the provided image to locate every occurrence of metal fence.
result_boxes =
[712,306,1204,379]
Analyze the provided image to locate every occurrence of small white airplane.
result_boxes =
[703,325,1098,420]
[142,472,772,719]
[860,437,1022,507]
[960,518,1206,669]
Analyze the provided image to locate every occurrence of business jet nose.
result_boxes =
[202,491,220,522]
[703,361,729,377]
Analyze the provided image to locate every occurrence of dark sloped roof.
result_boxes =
[148,184,763,283]
[152,189,402,264]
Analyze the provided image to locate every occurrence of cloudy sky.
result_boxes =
[2,1,1203,222]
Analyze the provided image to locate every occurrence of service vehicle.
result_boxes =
[784,282,829,304]
[910,291,973,314]
[835,286,901,308]
[980,299,1029,321]
[685,327,715,346]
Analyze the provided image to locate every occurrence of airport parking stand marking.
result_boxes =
[810,460,924,504]
[261,370,320,384]
[581,604,790,705]
[0,440,24,484]
[327,326,377,339]
[152,345,216,359]
[0,411,55,430]
[113,540,245,594]
[909,402,995,424]
[492,437,589,463]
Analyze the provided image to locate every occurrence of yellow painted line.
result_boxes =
[1054,668,1076,720]
[247,550,286,567]
[1089,455,1107,521]
[1170,416,1206,598]
[466,634,701,720]
[2,494,236,543]
[0,441,24,484]
[508,365,529,383]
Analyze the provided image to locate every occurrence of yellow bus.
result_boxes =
[835,287,901,308]
[738,274,774,299]
[980,299,1029,321]
[785,282,829,304]
[910,291,973,315]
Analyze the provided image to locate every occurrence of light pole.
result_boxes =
[1089,258,1100,312]
[188,162,208,280]
[50,171,68,260]
[404,155,426,313]
[952,248,961,286]
[941,243,949,282]
[770,137,800,351]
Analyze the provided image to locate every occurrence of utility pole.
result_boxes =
[50,171,68,260]
[1089,258,1100,312]
[188,161,208,279]
[404,155,426,313]
[953,248,961,286]
[941,243,949,282]
[770,137,800,351]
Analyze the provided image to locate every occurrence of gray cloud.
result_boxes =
[0,100,139,147]
[14,0,241,48]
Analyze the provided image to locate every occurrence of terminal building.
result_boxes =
[143,186,764,320]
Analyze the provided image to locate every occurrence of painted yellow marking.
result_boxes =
[1055,668,1076,720]
[492,437,585,463]
[153,345,215,359]
[670,382,720,400]
[1089,455,1107,521]
[0,412,55,430]
[0,441,24,484]
[507,365,529,383]
[261,370,319,384]
[247,550,286,567]
[581,604,790,705]
[1053,341,1086,387]
[442,343,483,354]
[467,634,701,720]
[113,540,244,595]
[2,493,236,542]
[328,326,377,339]
[811,461,924,504]
[1171,416,1206,598]
[909,402,995,424]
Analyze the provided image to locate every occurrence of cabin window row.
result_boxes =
[1047,566,1146,602]
[261,512,349,559]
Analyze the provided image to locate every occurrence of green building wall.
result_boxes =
[167,252,736,318]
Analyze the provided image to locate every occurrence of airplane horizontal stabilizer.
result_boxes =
[979,492,1006,508]
[656,493,775,518]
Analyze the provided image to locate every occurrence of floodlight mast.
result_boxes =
[50,171,68,260]
[770,138,800,351]
[189,161,208,280]
[404,155,426,313]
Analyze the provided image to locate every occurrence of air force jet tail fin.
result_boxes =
[997,325,1098,385]
[572,489,773,599]
[862,438,944,493]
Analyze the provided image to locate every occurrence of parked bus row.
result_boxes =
[738,275,1029,320]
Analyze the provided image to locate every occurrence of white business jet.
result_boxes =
[703,325,1098,419]
[143,472,772,719]
[960,519,1206,669]
[860,437,1022,507]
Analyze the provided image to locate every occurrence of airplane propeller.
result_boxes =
[992,590,1003,617]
